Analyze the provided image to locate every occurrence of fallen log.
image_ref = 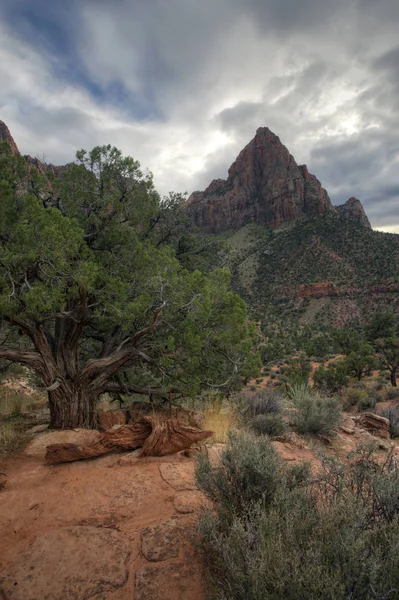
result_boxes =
[45,422,151,464]
[45,416,213,464]
[140,415,213,456]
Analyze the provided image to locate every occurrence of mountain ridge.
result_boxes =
[187,127,371,232]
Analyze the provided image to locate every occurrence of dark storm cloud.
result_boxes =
[0,0,398,230]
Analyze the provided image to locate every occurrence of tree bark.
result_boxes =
[390,369,397,387]
[48,383,99,429]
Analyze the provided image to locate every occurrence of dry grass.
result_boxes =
[201,401,237,443]
[0,421,20,455]
[0,387,47,418]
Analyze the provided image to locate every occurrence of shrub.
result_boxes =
[387,388,399,400]
[287,384,341,436]
[249,414,286,437]
[313,363,348,394]
[234,389,283,423]
[346,387,367,407]
[0,422,18,454]
[197,435,399,600]
[195,430,282,520]
[357,394,377,412]
[379,404,399,438]
[284,355,312,386]
[255,378,263,384]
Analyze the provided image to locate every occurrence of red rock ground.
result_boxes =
[0,432,208,600]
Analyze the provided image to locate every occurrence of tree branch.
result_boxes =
[104,381,182,397]
[0,348,43,370]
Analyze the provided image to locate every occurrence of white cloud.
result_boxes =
[0,0,398,231]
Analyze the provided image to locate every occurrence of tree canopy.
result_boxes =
[0,143,260,428]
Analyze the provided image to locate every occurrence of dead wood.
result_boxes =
[139,415,213,456]
[45,422,151,464]
[45,416,213,464]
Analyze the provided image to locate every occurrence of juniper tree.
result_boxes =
[0,143,260,428]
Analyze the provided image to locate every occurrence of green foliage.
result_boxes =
[342,343,377,381]
[346,387,368,407]
[313,362,348,394]
[365,311,398,342]
[197,433,399,600]
[195,429,282,521]
[248,413,286,437]
[375,337,399,387]
[0,144,261,425]
[357,394,377,412]
[284,354,311,386]
[332,328,364,355]
[287,384,341,436]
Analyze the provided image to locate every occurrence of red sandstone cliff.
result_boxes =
[187,127,371,233]
[187,128,333,233]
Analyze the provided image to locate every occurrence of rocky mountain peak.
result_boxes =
[187,128,373,234]
[187,127,333,233]
[337,197,371,228]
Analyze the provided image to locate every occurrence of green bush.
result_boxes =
[287,384,341,436]
[387,388,399,400]
[249,414,286,437]
[346,387,367,407]
[313,363,348,394]
[357,395,377,412]
[197,434,399,600]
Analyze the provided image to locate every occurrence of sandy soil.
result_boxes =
[0,435,207,600]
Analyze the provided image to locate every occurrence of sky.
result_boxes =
[0,0,398,232]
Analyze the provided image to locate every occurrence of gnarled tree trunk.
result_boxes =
[48,384,99,429]
[390,370,397,387]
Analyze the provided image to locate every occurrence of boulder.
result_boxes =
[356,412,390,439]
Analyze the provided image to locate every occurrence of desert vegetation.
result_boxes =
[196,431,399,600]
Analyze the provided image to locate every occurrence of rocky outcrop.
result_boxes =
[0,120,19,155]
[0,119,66,176]
[356,412,390,440]
[274,282,399,300]
[337,197,371,228]
[187,127,333,233]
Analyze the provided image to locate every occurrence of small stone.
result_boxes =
[26,424,49,435]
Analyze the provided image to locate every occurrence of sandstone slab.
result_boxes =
[159,462,197,491]
[173,491,211,514]
[141,515,194,562]
[24,429,100,459]
[135,561,203,600]
[0,526,130,600]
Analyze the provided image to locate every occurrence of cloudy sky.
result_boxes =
[1,0,398,231]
